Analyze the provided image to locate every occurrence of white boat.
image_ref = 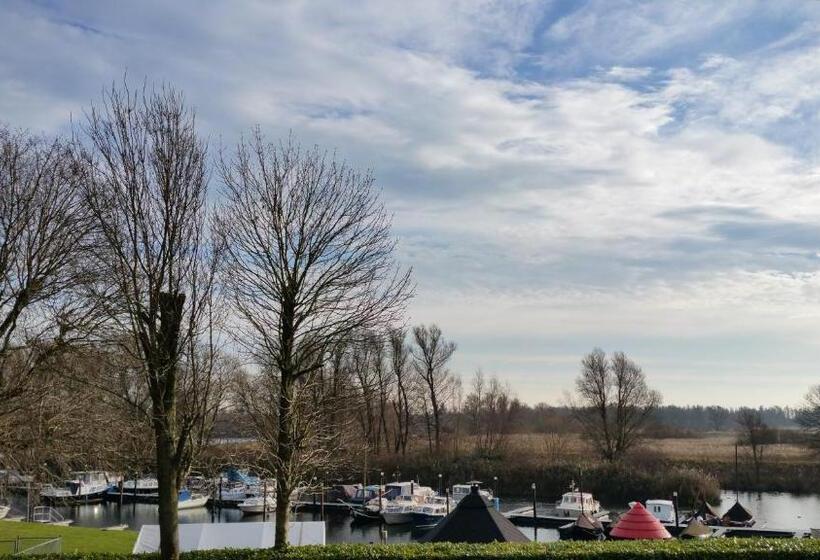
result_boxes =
[238,495,275,515]
[177,490,208,510]
[381,495,423,525]
[412,496,454,525]
[41,471,110,504]
[452,483,492,503]
[124,477,159,494]
[556,491,600,517]
[0,505,10,519]
[634,499,676,524]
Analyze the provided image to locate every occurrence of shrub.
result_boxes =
[14,540,820,560]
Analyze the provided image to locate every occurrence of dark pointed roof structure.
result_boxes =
[696,501,719,518]
[723,501,754,523]
[609,502,672,540]
[420,486,529,543]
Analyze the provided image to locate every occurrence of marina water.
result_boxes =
[7,491,820,544]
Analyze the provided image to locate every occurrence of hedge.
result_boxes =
[12,540,820,560]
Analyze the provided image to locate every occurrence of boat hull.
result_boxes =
[382,511,414,525]
[178,496,209,510]
[412,512,445,526]
[42,489,108,505]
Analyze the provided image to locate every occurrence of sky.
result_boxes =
[2,0,820,407]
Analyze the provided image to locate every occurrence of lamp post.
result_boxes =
[438,473,443,496]
[531,482,537,540]
[493,476,498,498]
[379,471,384,513]
[673,491,679,530]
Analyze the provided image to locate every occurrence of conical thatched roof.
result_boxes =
[420,486,529,543]
[610,502,672,540]
[696,501,719,518]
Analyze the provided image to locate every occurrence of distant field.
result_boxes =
[494,432,815,465]
[0,521,137,554]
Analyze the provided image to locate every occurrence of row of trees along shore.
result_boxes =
[2,78,820,560]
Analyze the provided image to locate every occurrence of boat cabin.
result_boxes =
[383,481,433,500]
[557,491,599,516]
[644,499,676,524]
[452,483,492,503]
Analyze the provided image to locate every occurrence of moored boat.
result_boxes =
[412,496,454,526]
[381,495,422,525]
[41,471,110,504]
[177,489,209,510]
[556,490,600,517]
[238,495,275,515]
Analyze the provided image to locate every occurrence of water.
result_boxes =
[6,491,819,543]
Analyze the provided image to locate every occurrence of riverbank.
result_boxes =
[0,521,137,554]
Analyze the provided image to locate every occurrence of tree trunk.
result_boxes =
[274,374,295,550]
[155,428,179,560]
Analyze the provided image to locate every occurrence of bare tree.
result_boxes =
[411,324,456,454]
[570,348,661,462]
[464,370,519,456]
[77,81,222,560]
[388,328,412,455]
[736,407,772,484]
[216,131,412,548]
[796,385,820,451]
[0,128,92,420]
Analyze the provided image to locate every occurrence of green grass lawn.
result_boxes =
[0,520,137,554]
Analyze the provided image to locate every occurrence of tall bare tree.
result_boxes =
[216,131,412,548]
[0,128,92,421]
[388,328,412,455]
[77,81,222,560]
[736,407,772,484]
[571,348,661,462]
[411,324,456,454]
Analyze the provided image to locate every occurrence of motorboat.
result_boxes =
[412,496,453,526]
[0,504,9,520]
[452,483,492,503]
[177,489,209,510]
[41,471,110,504]
[381,494,423,525]
[556,491,600,517]
[632,499,676,524]
[238,495,275,515]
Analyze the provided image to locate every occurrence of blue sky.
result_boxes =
[3,0,820,406]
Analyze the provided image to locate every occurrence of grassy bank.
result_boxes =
[8,541,820,559]
[0,521,137,554]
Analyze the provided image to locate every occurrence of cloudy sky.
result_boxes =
[3,0,820,406]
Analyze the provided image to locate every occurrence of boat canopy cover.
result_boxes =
[575,512,604,532]
[421,486,528,543]
[680,519,712,539]
[610,502,672,540]
[696,502,720,518]
[723,501,754,522]
[132,522,324,553]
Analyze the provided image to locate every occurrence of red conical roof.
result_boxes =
[610,502,672,540]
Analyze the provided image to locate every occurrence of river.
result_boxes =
[6,490,820,544]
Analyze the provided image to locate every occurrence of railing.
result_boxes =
[0,538,62,556]
[31,506,64,524]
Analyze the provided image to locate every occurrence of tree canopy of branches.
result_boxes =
[78,81,224,560]
[736,407,773,484]
[571,349,661,462]
[0,127,92,421]
[464,370,520,457]
[796,385,820,451]
[411,324,457,454]
[216,131,412,548]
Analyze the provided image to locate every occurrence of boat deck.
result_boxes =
[504,506,610,528]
